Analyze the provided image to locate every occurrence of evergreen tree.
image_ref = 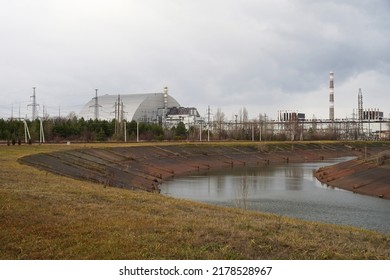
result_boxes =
[175,122,187,138]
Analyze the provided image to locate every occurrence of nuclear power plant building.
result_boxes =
[78,90,181,122]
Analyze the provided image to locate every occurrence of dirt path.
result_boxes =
[19,142,390,198]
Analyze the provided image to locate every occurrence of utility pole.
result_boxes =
[207,106,211,142]
[117,95,121,135]
[259,113,262,142]
[117,95,120,123]
[123,120,127,142]
[113,96,118,134]
[113,95,125,138]
[120,99,125,140]
[136,121,139,142]
[28,87,39,120]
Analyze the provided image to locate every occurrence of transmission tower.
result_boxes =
[113,95,126,135]
[28,87,39,120]
[358,88,363,136]
[90,89,102,120]
[207,105,213,142]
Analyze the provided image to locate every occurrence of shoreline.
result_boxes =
[20,142,390,199]
[315,157,390,200]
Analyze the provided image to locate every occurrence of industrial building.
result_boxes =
[78,87,202,128]
[278,111,306,122]
[79,88,181,122]
[166,107,201,126]
[362,109,383,121]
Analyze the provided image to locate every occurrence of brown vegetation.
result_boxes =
[1,142,390,260]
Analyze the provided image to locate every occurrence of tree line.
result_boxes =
[0,117,188,143]
[1,115,389,144]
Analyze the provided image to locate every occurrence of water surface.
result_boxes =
[161,158,390,233]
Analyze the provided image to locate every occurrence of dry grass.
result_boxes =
[1,143,389,259]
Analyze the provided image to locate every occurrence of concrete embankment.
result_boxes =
[19,142,390,194]
[315,150,390,199]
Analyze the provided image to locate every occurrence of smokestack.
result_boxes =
[163,86,168,112]
[329,72,334,120]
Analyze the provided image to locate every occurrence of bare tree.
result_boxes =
[214,108,225,140]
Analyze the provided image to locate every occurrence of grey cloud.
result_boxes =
[0,0,389,119]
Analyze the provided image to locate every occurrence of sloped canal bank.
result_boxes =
[19,142,390,197]
[315,150,390,199]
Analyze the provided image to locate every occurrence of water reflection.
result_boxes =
[161,157,390,233]
[234,174,249,209]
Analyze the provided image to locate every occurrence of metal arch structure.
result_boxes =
[78,92,181,122]
[17,118,45,144]
[38,117,45,143]
[21,119,31,143]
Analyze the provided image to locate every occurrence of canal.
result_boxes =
[161,157,390,233]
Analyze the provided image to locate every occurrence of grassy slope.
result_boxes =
[1,143,389,260]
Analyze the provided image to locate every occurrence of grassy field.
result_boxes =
[1,142,389,259]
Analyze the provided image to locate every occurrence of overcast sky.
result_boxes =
[0,0,389,120]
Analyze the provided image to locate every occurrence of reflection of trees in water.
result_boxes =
[284,166,304,190]
[209,165,309,205]
[284,166,304,178]
[216,175,224,193]
[235,172,249,210]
